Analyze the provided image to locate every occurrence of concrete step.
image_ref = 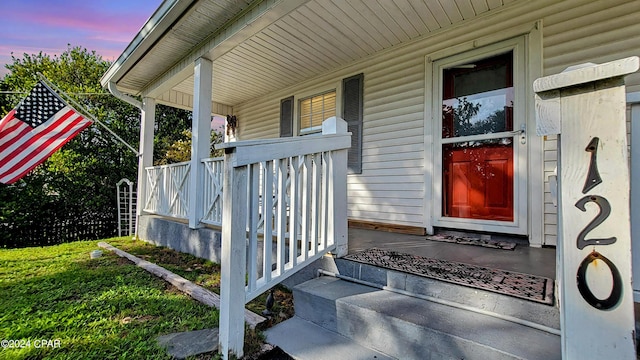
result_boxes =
[265,316,394,360]
[332,258,560,330]
[289,276,561,360]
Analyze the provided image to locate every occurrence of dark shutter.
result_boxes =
[280,96,294,137]
[342,73,363,174]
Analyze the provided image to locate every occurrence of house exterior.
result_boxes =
[100,0,640,357]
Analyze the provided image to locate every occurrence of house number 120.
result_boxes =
[574,137,622,310]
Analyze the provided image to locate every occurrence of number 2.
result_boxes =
[574,195,617,250]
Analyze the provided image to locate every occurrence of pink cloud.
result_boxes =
[24,11,144,36]
[0,0,162,78]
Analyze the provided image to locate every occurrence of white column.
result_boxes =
[534,57,639,359]
[135,97,155,237]
[188,57,213,228]
[322,117,349,257]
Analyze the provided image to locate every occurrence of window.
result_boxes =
[299,91,336,134]
[279,74,363,173]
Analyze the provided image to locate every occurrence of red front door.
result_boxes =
[442,52,514,222]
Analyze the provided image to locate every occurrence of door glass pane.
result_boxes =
[442,52,513,138]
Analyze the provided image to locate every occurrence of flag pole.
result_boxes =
[36,74,140,157]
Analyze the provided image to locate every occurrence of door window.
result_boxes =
[441,52,514,221]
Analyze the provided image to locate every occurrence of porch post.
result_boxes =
[534,57,639,359]
[136,97,155,237]
[322,117,348,257]
[629,92,640,301]
[188,57,213,228]
[218,146,247,359]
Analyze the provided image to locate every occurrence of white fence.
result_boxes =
[200,157,224,226]
[144,162,191,219]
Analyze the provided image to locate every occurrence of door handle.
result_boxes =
[509,124,526,144]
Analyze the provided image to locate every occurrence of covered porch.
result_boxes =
[348,227,556,280]
[99,0,640,358]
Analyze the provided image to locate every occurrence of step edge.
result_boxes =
[333,258,560,328]
[315,271,560,335]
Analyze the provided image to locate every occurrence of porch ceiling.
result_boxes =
[103,0,519,108]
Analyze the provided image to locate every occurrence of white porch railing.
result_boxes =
[143,161,191,219]
[218,117,350,359]
[200,157,224,226]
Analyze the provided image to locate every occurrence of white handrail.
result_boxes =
[218,117,350,357]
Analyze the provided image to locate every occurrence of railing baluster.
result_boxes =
[288,156,299,268]
[215,160,223,223]
[321,151,329,250]
[276,159,287,275]
[248,163,260,292]
[311,152,321,256]
[262,160,274,283]
[300,155,311,261]
[325,152,334,248]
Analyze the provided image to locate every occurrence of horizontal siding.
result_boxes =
[234,0,640,235]
[352,50,425,226]
[543,0,640,94]
[540,0,639,244]
[234,98,280,139]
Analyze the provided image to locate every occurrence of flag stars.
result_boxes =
[15,82,65,128]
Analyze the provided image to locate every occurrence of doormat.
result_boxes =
[343,248,554,305]
[426,234,517,250]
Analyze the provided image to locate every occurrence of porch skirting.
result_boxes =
[138,215,222,263]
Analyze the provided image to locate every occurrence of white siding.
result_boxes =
[235,0,640,236]
[540,0,640,245]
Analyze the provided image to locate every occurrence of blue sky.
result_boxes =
[0,0,162,77]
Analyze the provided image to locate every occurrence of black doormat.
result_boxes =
[343,248,554,305]
[426,234,517,250]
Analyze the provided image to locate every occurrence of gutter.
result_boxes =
[108,82,142,110]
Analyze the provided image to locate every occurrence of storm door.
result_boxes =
[433,43,527,234]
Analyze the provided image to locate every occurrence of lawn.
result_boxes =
[0,237,291,360]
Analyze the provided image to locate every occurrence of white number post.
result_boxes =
[534,57,639,359]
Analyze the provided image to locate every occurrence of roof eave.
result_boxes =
[99,0,195,92]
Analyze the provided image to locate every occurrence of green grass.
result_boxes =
[0,238,220,360]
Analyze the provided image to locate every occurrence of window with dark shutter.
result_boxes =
[280,96,294,137]
[342,73,363,174]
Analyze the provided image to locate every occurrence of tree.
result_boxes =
[0,46,194,247]
[157,128,225,165]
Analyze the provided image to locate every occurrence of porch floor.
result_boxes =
[347,228,556,280]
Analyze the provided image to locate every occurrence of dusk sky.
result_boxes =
[0,0,163,77]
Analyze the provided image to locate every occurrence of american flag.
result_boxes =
[0,81,92,184]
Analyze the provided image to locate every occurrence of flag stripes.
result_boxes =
[0,82,92,184]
